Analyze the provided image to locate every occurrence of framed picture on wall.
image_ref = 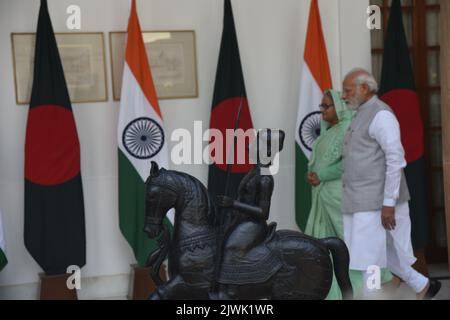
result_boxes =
[109,30,198,100]
[11,32,108,104]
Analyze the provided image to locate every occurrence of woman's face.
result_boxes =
[320,95,338,124]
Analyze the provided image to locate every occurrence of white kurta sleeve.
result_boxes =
[369,110,407,207]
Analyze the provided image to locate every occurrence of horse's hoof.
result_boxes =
[208,292,219,300]
[148,292,161,300]
[208,291,232,300]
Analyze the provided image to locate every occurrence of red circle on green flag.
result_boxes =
[25,104,81,185]
[381,89,424,163]
[209,97,254,173]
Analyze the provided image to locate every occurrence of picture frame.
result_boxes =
[109,30,198,100]
[11,32,108,104]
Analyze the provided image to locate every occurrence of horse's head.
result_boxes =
[144,162,179,238]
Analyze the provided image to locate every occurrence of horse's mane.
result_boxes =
[152,168,217,226]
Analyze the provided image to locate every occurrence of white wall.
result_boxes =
[0,0,370,299]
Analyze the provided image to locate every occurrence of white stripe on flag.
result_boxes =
[295,63,323,159]
[118,63,169,182]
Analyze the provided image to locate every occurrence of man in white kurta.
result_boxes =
[341,69,440,300]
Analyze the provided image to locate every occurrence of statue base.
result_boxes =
[128,264,167,300]
[39,273,77,300]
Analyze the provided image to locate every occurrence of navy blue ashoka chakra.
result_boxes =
[299,112,322,152]
[123,117,164,159]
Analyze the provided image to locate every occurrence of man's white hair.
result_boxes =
[346,68,379,93]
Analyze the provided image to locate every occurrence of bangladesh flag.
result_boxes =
[118,0,171,267]
[208,0,254,202]
[295,0,332,231]
[24,0,85,275]
[379,0,428,249]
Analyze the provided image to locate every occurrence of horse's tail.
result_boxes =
[320,237,353,300]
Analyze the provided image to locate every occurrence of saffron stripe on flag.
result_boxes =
[118,0,172,267]
[295,0,332,231]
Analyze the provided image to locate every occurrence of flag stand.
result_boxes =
[128,264,166,300]
[39,273,77,300]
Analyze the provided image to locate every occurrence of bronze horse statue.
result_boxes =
[143,161,353,300]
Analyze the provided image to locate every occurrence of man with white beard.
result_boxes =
[341,68,441,300]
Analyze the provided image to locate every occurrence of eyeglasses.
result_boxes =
[319,103,334,110]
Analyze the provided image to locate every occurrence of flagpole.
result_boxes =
[224,97,244,196]
[212,96,245,293]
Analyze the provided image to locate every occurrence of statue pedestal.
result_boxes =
[39,273,78,300]
[129,264,167,300]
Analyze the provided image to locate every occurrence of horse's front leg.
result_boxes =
[148,275,187,300]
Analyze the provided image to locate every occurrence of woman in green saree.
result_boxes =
[304,90,392,300]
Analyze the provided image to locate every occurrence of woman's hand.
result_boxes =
[307,172,321,187]
[306,172,313,185]
[216,195,234,208]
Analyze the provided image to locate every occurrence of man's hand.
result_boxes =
[381,206,396,231]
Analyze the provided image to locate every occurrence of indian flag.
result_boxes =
[118,0,171,266]
[295,0,332,231]
[0,209,7,271]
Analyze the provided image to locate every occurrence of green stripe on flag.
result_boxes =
[118,150,172,266]
[295,144,312,231]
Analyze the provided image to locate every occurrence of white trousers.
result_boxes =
[344,202,428,293]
